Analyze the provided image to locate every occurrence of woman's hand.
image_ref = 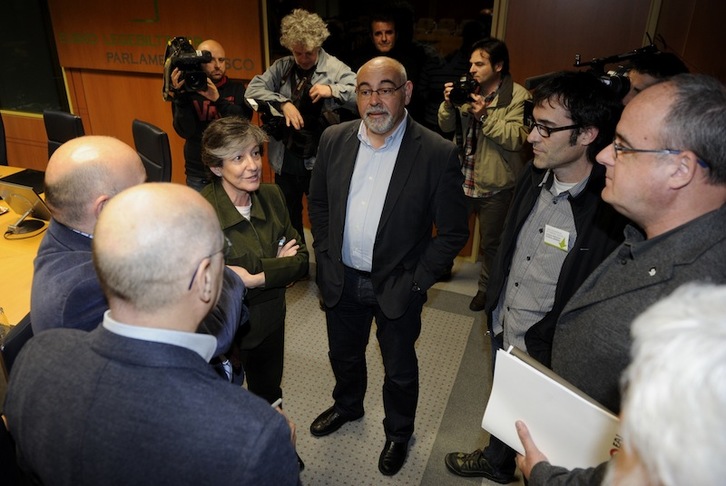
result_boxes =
[228,265,265,289]
[276,238,300,258]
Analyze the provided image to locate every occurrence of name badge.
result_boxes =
[544,224,570,251]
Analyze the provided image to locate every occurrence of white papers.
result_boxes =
[481,347,621,470]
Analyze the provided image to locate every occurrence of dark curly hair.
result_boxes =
[532,71,623,163]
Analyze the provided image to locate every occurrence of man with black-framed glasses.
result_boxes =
[445,71,627,482]
[516,74,726,485]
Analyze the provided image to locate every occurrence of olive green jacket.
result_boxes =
[202,181,308,347]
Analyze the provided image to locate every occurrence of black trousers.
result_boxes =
[482,331,517,474]
[274,170,311,248]
[325,266,425,442]
[238,323,285,404]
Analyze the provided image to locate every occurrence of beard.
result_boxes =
[363,109,395,134]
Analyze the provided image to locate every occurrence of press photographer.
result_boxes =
[245,9,356,251]
[167,38,252,190]
[438,37,531,311]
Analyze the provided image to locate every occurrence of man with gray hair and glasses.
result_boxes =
[515,73,726,485]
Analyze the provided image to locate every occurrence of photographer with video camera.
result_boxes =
[169,39,252,190]
[245,9,356,251]
[438,38,531,311]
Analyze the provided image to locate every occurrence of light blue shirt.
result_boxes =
[342,113,408,272]
[102,310,217,362]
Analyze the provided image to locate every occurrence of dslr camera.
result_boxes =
[162,36,212,101]
[449,75,480,106]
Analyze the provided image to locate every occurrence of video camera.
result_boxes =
[449,75,480,106]
[574,43,659,99]
[162,36,212,101]
[524,39,661,100]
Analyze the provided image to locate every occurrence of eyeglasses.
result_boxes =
[187,236,232,290]
[528,120,581,138]
[356,83,406,99]
[612,141,710,169]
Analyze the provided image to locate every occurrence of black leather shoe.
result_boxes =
[378,440,409,476]
[310,406,362,437]
[469,290,487,311]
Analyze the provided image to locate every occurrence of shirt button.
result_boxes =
[539,228,544,233]
[526,256,531,261]
[514,282,519,287]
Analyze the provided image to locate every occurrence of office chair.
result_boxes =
[0,113,7,166]
[0,313,34,381]
[43,110,85,159]
[1,416,25,486]
[132,119,172,182]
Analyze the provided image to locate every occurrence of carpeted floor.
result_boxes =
[283,259,526,485]
[0,257,525,485]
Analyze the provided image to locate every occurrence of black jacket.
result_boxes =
[484,161,629,366]
[172,76,252,179]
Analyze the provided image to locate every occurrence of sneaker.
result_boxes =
[469,290,487,311]
[444,449,515,483]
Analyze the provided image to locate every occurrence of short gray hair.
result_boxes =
[660,74,726,184]
[201,117,268,174]
[619,283,726,486]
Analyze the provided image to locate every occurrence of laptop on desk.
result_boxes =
[0,169,45,194]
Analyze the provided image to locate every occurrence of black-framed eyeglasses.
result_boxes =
[187,236,232,290]
[612,141,710,169]
[356,83,406,99]
[528,120,581,138]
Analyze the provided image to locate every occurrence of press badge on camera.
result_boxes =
[543,224,570,251]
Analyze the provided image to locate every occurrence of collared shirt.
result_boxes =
[342,112,408,271]
[102,310,217,362]
[492,169,589,352]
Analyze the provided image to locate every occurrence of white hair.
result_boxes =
[618,283,726,486]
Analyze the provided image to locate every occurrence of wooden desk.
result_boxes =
[0,166,45,325]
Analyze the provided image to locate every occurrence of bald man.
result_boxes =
[5,184,300,485]
[171,39,252,190]
[31,136,246,357]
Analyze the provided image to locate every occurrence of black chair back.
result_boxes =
[132,119,172,182]
[1,313,34,381]
[43,110,85,159]
[0,113,7,166]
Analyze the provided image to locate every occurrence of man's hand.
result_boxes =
[442,81,455,108]
[196,78,220,102]
[515,420,550,480]
[170,67,185,95]
[281,102,304,130]
[468,92,487,121]
[309,84,333,103]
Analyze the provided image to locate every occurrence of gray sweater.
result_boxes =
[530,204,726,485]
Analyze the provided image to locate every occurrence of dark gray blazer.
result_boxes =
[31,219,246,357]
[309,116,469,319]
[4,326,300,485]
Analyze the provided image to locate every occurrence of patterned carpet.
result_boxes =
[281,260,525,485]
